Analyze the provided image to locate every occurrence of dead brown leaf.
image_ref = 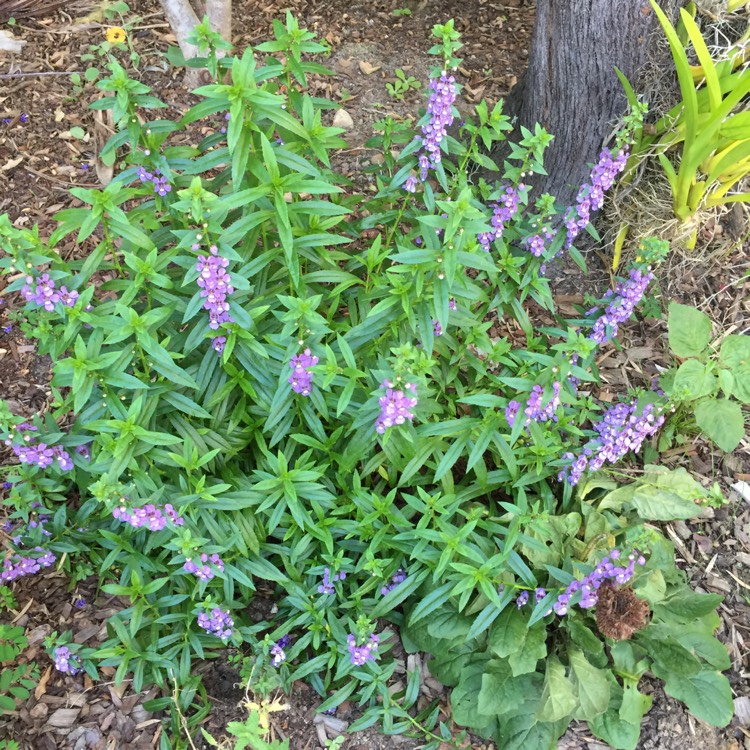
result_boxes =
[358,60,381,75]
[35,666,53,700]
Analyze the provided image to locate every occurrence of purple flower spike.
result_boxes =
[478,185,522,251]
[184,552,224,581]
[317,567,345,595]
[346,633,379,666]
[589,268,654,345]
[1,549,56,582]
[195,246,234,334]
[112,502,184,531]
[565,147,628,250]
[547,549,647,617]
[380,568,406,596]
[375,382,418,434]
[558,400,664,486]
[270,643,286,667]
[197,607,234,639]
[288,348,319,397]
[420,72,457,170]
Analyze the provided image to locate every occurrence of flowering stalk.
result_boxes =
[375,381,418,434]
[588,268,654,345]
[346,633,379,666]
[184,552,225,581]
[197,607,234,639]
[194,244,234,352]
[564,147,629,251]
[21,274,78,312]
[550,549,646,616]
[558,400,665,486]
[112,502,184,531]
[288,348,319,397]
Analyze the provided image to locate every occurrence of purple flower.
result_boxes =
[1,548,56,582]
[58,286,79,307]
[523,230,552,258]
[403,175,418,193]
[420,72,457,170]
[410,71,457,182]
[75,444,91,461]
[535,587,547,602]
[565,147,628,250]
[184,552,224,581]
[505,400,521,428]
[2,325,11,333]
[375,381,418,434]
[136,166,171,195]
[74,598,86,609]
[380,568,406,596]
[112,502,184,531]
[516,591,529,608]
[270,643,286,667]
[589,268,654,345]
[448,298,457,310]
[346,633,379,666]
[548,549,646,617]
[432,320,443,337]
[288,348,319,397]
[53,646,81,675]
[195,245,234,334]
[197,607,234,639]
[478,185,522,251]
[506,383,561,429]
[11,441,70,471]
[212,336,227,354]
[558,400,664,485]
[317,567,345,595]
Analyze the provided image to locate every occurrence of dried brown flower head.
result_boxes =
[595,582,650,640]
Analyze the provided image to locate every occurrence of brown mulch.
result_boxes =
[1,0,750,749]
[0,573,161,748]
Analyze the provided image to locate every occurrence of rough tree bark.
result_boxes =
[506,0,679,205]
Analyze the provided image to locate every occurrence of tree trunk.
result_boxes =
[506,0,678,205]
[158,0,231,87]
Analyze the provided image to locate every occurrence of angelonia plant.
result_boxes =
[0,15,734,750]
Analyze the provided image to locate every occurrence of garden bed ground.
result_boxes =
[0,0,749,748]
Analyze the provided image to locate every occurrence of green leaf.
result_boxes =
[654,589,723,621]
[657,670,733,727]
[508,625,547,676]
[428,645,474,686]
[497,701,566,750]
[535,657,577,722]
[569,649,610,721]
[478,659,526,718]
[488,606,525,658]
[694,398,745,452]
[642,635,702,677]
[719,335,750,403]
[629,484,702,521]
[628,465,707,521]
[668,302,712,358]
[672,359,717,400]
[590,702,642,750]
[451,659,498,737]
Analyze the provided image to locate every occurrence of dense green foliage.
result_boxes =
[0,16,736,750]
